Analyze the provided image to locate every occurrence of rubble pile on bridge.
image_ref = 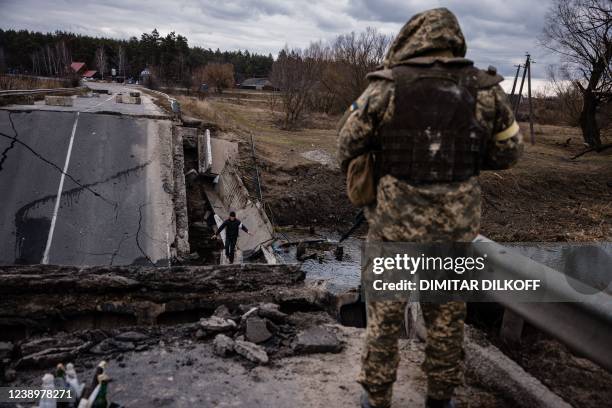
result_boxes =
[0,263,350,385]
[198,302,343,365]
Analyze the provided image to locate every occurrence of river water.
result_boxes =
[272,230,612,295]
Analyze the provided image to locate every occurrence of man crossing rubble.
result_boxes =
[337,8,523,408]
[212,211,252,264]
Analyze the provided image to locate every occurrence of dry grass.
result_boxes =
[175,96,227,125]
[0,75,72,90]
[173,93,342,169]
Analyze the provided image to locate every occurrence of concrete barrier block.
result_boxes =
[92,89,110,94]
[121,96,141,104]
[129,91,141,97]
[44,95,73,107]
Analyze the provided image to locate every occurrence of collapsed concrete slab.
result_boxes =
[44,95,73,106]
[0,264,304,338]
[206,163,275,263]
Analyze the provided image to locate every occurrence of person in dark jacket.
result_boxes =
[212,211,251,263]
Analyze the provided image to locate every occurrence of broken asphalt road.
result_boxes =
[0,108,176,266]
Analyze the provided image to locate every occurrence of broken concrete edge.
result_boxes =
[172,126,191,257]
[139,88,175,116]
[0,107,170,120]
[0,86,88,98]
[464,326,571,408]
[0,264,306,329]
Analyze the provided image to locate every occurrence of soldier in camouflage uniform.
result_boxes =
[337,8,523,408]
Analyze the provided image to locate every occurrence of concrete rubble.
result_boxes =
[293,327,342,354]
[245,317,273,344]
[199,316,237,334]
[234,339,269,364]
[0,261,573,407]
[44,95,73,106]
[213,334,235,357]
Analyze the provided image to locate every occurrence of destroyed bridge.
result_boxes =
[0,83,610,407]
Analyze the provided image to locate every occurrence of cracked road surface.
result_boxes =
[0,109,176,265]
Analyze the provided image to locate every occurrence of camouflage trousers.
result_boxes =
[358,300,466,406]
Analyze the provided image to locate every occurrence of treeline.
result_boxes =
[0,29,273,85]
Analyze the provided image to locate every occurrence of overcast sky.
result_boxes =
[0,0,560,80]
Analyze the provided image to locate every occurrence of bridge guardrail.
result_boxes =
[474,235,612,372]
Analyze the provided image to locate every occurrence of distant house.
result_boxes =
[240,77,275,91]
[140,68,152,82]
[70,62,87,75]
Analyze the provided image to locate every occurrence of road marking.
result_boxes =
[84,94,114,112]
[41,111,80,264]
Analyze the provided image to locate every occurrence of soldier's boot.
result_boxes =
[360,389,391,408]
[425,397,456,408]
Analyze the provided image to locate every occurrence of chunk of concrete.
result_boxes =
[45,95,73,106]
[124,96,141,104]
[182,115,202,128]
[213,305,233,320]
[245,317,273,344]
[199,316,237,333]
[234,340,269,364]
[213,334,235,357]
[257,303,288,323]
[116,95,141,104]
[293,327,342,354]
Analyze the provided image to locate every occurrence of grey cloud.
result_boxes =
[0,0,558,78]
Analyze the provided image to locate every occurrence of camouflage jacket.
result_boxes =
[337,59,523,242]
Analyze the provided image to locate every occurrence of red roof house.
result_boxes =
[70,62,87,74]
[82,70,97,78]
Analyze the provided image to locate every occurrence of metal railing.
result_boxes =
[474,235,612,372]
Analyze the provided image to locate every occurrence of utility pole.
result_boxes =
[514,54,530,115]
[526,54,535,145]
[510,64,521,98]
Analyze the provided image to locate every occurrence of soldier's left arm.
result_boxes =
[482,85,524,170]
[337,79,393,173]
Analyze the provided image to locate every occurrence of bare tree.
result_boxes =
[195,63,234,93]
[542,0,612,147]
[56,41,72,76]
[270,45,322,129]
[29,41,72,77]
[117,45,127,80]
[547,65,584,126]
[95,46,107,79]
[328,27,391,109]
